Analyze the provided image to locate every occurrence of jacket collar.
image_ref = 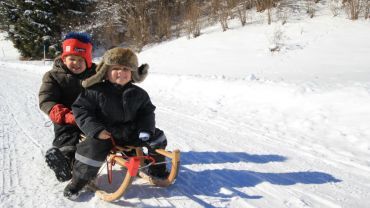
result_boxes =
[106,81,133,92]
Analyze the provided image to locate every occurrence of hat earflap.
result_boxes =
[82,60,109,88]
[132,63,149,83]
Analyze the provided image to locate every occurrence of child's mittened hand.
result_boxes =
[98,130,111,140]
[64,112,76,125]
[49,104,70,124]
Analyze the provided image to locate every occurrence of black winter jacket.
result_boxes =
[72,82,156,142]
[39,57,96,114]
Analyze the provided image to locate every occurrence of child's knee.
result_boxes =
[75,137,113,164]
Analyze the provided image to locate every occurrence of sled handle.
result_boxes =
[149,149,180,186]
[155,149,180,162]
[96,156,133,202]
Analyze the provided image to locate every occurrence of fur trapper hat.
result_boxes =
[82,47,148,88]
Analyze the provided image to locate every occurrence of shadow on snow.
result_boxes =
[180,151,287,165]
[92,151,341,207]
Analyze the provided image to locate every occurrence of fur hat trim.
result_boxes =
[103,48,138,71]
[82,47,148,88]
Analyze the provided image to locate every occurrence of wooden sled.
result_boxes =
[88,146,180,202]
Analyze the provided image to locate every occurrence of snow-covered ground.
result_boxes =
[1,4,370,208]
[0,34,19,61]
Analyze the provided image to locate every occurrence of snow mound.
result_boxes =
[0,32,20,61]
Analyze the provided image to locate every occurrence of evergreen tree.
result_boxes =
[0,5,6,30]
[0,0,59,58]
[0,0,96,59]
[91,0,127,49]
[58,0,96,32]
[0,1,16,32]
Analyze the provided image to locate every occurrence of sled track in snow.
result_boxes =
[0,65,53,207]
[0,67,45,152]
[0,96,21,206]
[158,104,370,175]
[3,96,43,152]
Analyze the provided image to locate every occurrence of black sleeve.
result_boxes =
[136,89,156,135]
[72,89,106,139]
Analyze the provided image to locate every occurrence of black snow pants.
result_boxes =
[52,123,82,165]
[73,128,167,181]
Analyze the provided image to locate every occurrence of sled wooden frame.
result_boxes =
[90,146,180,202]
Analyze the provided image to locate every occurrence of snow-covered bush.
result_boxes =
[330,0,343,16]
[269,26,286,52]
[344,0,361,20]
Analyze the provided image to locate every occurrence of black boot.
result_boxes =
[45,147,72,182]
[148,166,169,179]
[148,153,169,179]
[63,177,89,200]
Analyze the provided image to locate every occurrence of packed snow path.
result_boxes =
[0,61,369,208]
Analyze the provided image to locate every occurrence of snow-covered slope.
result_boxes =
[0,7,370,208]
[140,17,370,84]
[0,34,20,61]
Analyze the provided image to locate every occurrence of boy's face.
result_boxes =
[107,65,132,86]
[63,55,87,74]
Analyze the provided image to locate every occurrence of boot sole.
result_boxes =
[45,148,72,182]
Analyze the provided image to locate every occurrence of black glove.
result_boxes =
[145,129,167,149]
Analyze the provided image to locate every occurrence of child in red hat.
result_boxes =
[38,32,96,182]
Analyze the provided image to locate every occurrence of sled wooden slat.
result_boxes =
[155,149,180,160]
[93,148,180,202]
[96,157,133,201]
[152,149,180,186]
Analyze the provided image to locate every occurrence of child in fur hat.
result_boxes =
[65,47,167,199]
[39,32,96,183]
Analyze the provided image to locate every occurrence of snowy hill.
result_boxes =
[0,6,370,208]
[0,34,20,61]
[140,15,370,83]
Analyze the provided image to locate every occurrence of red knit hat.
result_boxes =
[61,32,93,68]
